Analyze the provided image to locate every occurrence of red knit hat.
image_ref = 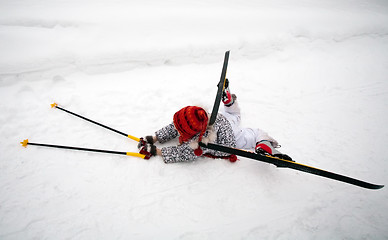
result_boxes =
[173,106,208,155]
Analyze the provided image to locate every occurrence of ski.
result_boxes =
[205,51,383,189]
[199,142,384,190]
[209,50,230,126]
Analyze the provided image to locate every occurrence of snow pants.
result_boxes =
[221,101,278,150]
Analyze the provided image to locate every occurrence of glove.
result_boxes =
[138,137,157,159]
[137,136,155,148]
[139,143,157,159]
[144,135,155,144]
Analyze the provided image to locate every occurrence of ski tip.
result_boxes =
[50,102,58,108]
[372,184,384,190]
[20,139,29,147]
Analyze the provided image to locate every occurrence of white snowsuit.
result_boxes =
[221,101,279,149]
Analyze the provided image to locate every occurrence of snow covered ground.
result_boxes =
[1,0,388,239]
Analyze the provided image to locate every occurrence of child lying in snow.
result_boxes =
[139,80,292,163]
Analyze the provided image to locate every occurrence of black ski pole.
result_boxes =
[20,139,148,159]
[50,103,140,142]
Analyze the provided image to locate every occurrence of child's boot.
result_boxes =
[222,79,236,107]
[255,140,293,161]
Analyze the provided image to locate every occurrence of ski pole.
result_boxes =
[20,139,149,159]
[50,103,140,142]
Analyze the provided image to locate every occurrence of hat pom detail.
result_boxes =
[194,148,203,156]
[229,155,238,162]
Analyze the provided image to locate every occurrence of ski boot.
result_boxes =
[222,79,237,107]
[255,140,293,161]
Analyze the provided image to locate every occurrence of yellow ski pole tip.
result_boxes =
[20,139,29,147]
[51,103,58,108]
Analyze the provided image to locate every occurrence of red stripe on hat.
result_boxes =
[173,106,208,144]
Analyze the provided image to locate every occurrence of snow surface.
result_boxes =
[1,0,388,239]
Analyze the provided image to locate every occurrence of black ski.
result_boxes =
[199,142,384,190]
[209,50,230,126]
